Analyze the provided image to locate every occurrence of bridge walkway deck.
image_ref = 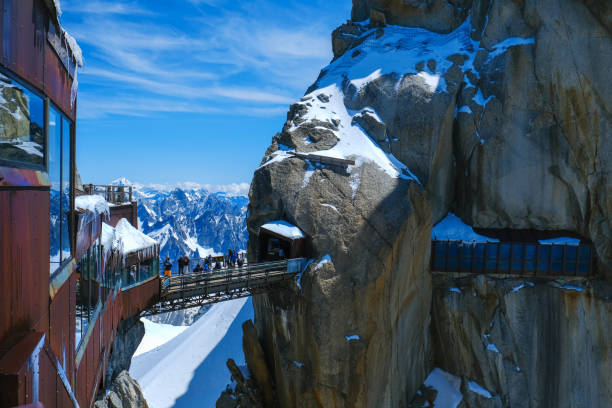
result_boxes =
[142,258,308,315]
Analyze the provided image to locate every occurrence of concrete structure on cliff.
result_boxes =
[245,0,611,406]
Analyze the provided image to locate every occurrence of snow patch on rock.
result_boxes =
[260,220,305,240]
[423,368,463,408]
[432,213,499,242]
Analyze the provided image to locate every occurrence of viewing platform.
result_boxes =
[82,184,134,204]
[78,184,138,228]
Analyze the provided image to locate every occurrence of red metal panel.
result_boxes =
[49,278,70,374]
[76,358,87,408]
[121,277,161,320]
[68,274,76,387]
[38,347,57,408]
[57,376,72,408]
[0,190,49,346]
[43,38,75,120]
[0,0,76,118]
[85,333,93,407]
[1,0,45,90]
[92,323,100,390]
[0,332,43,407]
[6,2,74,116]
[13,0,45,87]
[108,203,138,228]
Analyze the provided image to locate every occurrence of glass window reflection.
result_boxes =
[61,116,71,261]
[0,72,45,167]
[49,108,62,273]
[49,105,73,274]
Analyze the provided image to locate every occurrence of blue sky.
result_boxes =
[60,0,351,193]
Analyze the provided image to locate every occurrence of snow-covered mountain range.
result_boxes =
[111,178,248,263]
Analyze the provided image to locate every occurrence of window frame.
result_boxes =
[0,65,48,171]
[48,100,75,276]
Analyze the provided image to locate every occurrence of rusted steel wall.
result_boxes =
[75,316,100,408]
[0,189,49,346]
[0,332,69,408]
[43,33,75,119]
[38,345,57,408]
[108,203,138,228]
[48,273,76,388]
[0,0,45,86]
[0,0,76,120]
[0,332,42,407]
[72,282,162,407]
[121,277,160,320]
[76,354,86,408]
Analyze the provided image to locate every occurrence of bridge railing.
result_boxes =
[146,258,309,315]
[431,240,594,277]
[160,258,308,295]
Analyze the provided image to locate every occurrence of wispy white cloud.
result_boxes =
[203,182,250,196]
[63,0,153,15]
[62,0,346,119]
[77,92,289,120]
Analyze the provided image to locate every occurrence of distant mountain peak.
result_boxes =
[110,177,134,186]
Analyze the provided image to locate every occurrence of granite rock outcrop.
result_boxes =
[245,0,611,406]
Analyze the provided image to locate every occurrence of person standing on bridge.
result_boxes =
[184,255,190,274]
[177,256,185,276]
[163,257,172,277]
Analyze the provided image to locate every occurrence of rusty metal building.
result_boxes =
[0,1,160,406]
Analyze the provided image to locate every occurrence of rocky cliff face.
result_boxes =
[105,317,145,387]
[246,0,611,406]
[431,275,612,407]
[95,371,149,408]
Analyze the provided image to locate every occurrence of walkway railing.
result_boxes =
[431,240,594,277]
[81,184,134,204]
[142,258,308,315]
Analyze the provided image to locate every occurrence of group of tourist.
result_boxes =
[162,250,246,277]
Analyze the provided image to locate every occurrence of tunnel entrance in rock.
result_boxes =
[431,238,594,277]
[431,214,595,277]
[258,220,309,262]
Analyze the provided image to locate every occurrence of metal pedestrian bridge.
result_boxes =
[141,258,308,316]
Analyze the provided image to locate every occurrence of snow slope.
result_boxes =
[130,298,254,408]
[133,319,188,357]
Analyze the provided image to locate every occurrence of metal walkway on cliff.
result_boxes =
[141,258,308,315]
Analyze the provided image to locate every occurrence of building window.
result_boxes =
[0,71,45,168]
[49,105,72,274]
